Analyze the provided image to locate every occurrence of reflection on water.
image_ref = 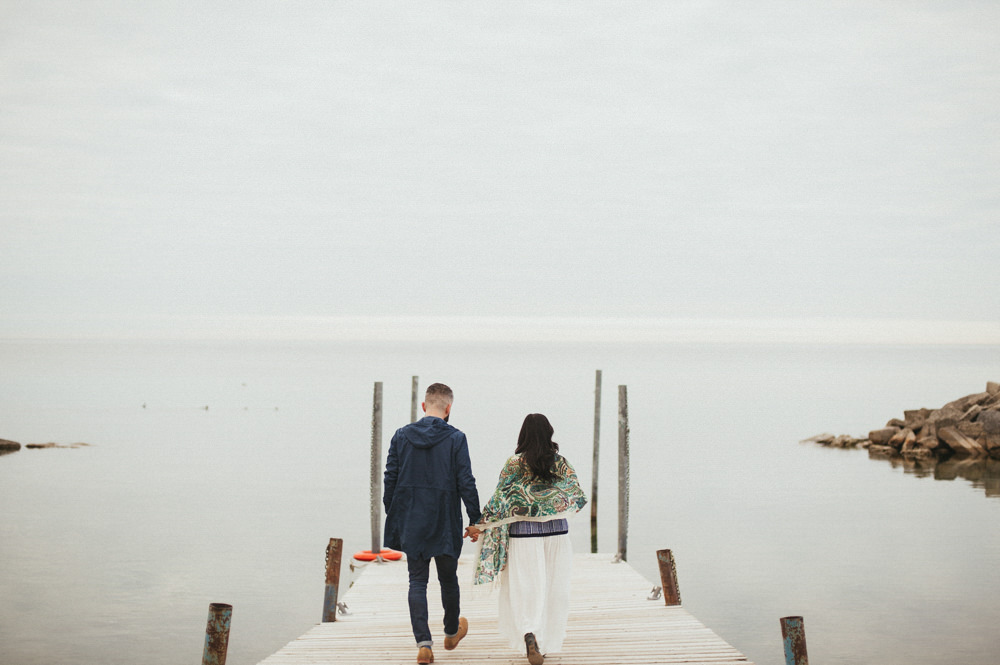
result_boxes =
[870,448,1000,498]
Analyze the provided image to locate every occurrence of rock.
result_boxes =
[918,430,943,450]
[889,428,915,448]
[980,410,1000,435]
[926,406,964,431]
[886,418,906,429]
[800,433,837,445]
[895,429,918,451]
[869,427,900,446]
[0,438,21,451]
[868,444,896,458]
[904,408,933,430]
[938,426,986,457]
[987,381,1000,395]
[944,392,992,413]
[956,421,985,440]
[26,442,59,449]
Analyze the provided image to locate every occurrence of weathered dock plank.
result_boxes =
[259,553,752,665]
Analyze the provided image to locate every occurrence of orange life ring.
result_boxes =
[353,548,403,561]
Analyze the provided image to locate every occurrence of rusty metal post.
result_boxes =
[201,603,232,665]
[780,616,809,665]
[370,382,383,558]
[591,369,601,553]
[616,385,629,561]
[656,549,681,606]
[322,538,344,622]
[411,376,419,423]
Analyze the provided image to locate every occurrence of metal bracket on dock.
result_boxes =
[337,602,351,616]
[647,586,662,600]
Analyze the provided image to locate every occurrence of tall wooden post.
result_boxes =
[617,385,629,562]
[656,549,682,605]
[370,381,383,559]
[201,603,232,665]
[411,376,419,423]
[322,538,344,622]
[591,370,602,553]
[780,616,809,665]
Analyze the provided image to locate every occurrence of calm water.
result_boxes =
[1,339,998,665]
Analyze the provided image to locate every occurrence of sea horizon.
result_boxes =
[3,315,1000,346]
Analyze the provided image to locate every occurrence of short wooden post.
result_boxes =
[322,538,344,622]
[411,376,419,422]
[656,549,681,605]
[780,616,809,665]
[370,381,383,559]
[591,369,602,553]
[617,385,629,561]
[201,603,232,665]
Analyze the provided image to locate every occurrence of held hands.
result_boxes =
[464,525,482,543]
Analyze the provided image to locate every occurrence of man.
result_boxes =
[383,382,481,664]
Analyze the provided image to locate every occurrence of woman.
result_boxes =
[468,414,587,665]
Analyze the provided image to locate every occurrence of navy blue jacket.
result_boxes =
[383,416,481,560]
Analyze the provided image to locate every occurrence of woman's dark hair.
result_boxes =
[515,413,560,481]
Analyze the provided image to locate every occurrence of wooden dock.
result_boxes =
[259,552,752,665]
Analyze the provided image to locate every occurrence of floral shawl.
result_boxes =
[473,453,587,591]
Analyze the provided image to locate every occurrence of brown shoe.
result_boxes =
[417,646,434,663]
[524,633,544,665]
[443,617,468,650]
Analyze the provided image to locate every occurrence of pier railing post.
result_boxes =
[370,381,383,560]
[656,549,682,606]
[591,369,602,553]
[322,538,344,622]
[616,384,629,561]
[201,603,232,665]
[411,376,419,423]
[780,616,809,665]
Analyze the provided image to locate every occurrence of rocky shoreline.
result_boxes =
[0,439,92,455]
[803,381,1000,460]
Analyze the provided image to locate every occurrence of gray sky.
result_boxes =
[2,2,999,341]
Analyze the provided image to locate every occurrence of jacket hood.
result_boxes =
[401,416,455,448]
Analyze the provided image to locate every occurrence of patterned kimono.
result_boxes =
[473,453,588,590]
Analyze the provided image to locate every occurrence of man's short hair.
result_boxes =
[425,383,454,409]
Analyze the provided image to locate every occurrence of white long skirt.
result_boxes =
[497,533,573,655]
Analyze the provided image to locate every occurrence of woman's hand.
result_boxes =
[464,525,482,542]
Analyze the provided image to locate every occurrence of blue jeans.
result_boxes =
[407,555,460,647]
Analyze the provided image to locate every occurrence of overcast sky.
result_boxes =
[2,2,998,342]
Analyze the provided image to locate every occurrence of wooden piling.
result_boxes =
[410,376,419,423]
[656,548,682,606]
[591,369,602,554]
[369,381,383,559]
[617,384,629,561]
[780,616,809,665]
[322,538,343,622]
[201,603,232,665]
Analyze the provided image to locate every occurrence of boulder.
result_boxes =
[886,418,906,429]
[889,428,915,448]
[987,381,1000,395]
[904,408,933,430]
[944,392,991,413]
[0,438,21,451]
[956,421,985,440]
[869,427,900,446]
[0,438,21,455]
[926,405,964,431]
[938,426,986,457]
[980,410,1000,435]
[868,444,896,458]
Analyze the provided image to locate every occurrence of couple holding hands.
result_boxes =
[383,383,588,665]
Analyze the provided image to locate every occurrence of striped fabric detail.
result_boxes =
[509,518,569,538]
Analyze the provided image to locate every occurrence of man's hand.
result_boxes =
[464,525,482,542]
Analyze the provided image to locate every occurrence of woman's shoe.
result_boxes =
[524,633,544,665]
[417,646,434,663]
